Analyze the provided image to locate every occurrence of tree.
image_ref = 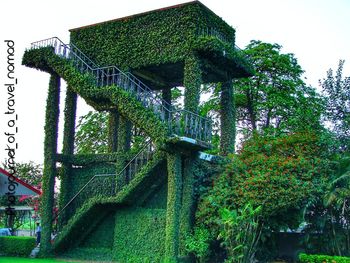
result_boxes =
[303,154,350,257]
[321,60,350,150]
[236,41,324,136]
[198,132,332,225]
[15,161,42,186]
[75,111,109,154]
[75,110,148,154]
[194,132,334,261]
[300,60,350,256]
[325,164,350,256]
[200,40,324,149]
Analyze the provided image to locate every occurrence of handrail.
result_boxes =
[30,37,170,111]
[54,173,115,219]
[53,140,154,223]
[197,27,252,64]
[198,27,235,48]
[69,42,99,69]
[29,37,212,143]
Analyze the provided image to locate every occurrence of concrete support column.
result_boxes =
[108,110,119,153]
[220,80,235,155]
[115,116,132,191]
[58,87,77,227]
[179,156,197,258]
[165,153,183,262]
[184,53,202,113]
[40,73,60,255]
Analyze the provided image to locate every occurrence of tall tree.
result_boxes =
[235,40,323,136]
[75,110,147,154]
[75,111,109,154]
[321,60,350,150]
[200,40,324,150]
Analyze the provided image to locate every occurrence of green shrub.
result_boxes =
[0,236,36,256]
[299,253,350,263]
[184,226,210,260]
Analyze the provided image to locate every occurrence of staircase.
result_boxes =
[53,141,166,252]
[55,140,156,223]
[29,37,212,144]
[24,37,212,253]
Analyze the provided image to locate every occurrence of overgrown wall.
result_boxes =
[70,2,235,70]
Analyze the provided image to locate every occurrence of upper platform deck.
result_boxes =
[69,1,253,89]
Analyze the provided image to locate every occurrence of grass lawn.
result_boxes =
[0,258,70,263]
[0,257,113,263]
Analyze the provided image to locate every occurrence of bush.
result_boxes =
[0,236,36,256]
[218,203,262,263]
[299,253,350,263]
[184,226,210,260]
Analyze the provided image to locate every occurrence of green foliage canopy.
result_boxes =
[200,40,324,145]
[75,111,109,154]
[196,132,334,234]
[321,59,350,150]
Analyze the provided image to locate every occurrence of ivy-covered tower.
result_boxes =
[22,1,252,261]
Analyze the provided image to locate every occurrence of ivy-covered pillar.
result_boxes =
[58,87,77,227]
[184,53,202,113]
[108,110,119,153]
[40,73,60,255]
[179,156,197,258]
[220,80,235,155]
[165,153,183,262]
[115,116,132,191]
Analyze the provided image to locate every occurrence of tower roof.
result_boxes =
[0,167,41,196]
[70,1,215,32]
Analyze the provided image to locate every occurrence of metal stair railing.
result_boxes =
[69,42,99,69]
[53,140,155,231]
[198,27,235,48]
[197,27,252,63]
[29,37,212,143]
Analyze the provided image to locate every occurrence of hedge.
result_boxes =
[0,236,36,256]
[299,253,350,263]
[113,207,167,262]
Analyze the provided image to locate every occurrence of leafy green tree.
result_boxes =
[301,60,350,257]
[304,155,350,256]
[321,60,350,150]
[198,132,332,226]
[75,110,148,154]
[325,167,350,256]
[194,132,334,261]
[200,40,324,149]
[236,41,324,136]
[75,111,109,154]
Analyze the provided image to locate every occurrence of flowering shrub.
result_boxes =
[197,132,334,236]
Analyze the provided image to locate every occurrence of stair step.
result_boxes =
[29,245,40,258]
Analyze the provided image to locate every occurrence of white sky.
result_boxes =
[0,0,349,165]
